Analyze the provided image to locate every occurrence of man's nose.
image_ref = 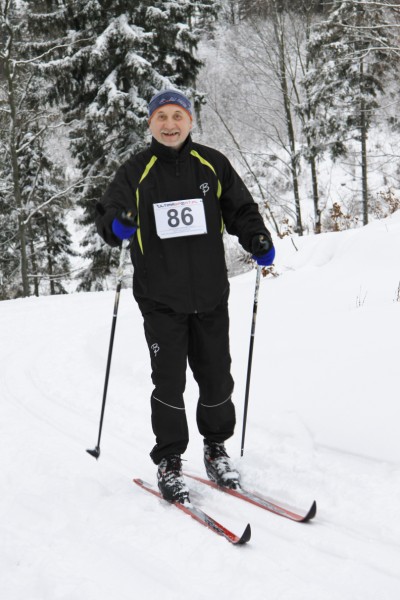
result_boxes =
[164,118,176,128]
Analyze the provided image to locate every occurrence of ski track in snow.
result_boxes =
[1,217,400,599]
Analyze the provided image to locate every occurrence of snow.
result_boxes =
[1,215,400,599]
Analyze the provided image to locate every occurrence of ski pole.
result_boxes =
[87,238,130,459]
[240,264,262,457]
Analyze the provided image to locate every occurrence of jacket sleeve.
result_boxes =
[217,153,271,253]
[95,158,138,247]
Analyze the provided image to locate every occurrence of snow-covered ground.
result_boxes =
[1,214,400,599]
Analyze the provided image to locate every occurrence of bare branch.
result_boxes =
[22,176,103,226]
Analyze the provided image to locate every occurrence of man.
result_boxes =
[95,89,275,504]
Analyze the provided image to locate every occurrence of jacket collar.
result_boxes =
[150,134,193,162]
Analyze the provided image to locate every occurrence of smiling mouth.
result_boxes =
[162,132,179,137]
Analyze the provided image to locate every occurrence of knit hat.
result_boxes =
[148,89,192,121]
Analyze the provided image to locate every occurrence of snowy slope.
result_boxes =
[1,215,400,599]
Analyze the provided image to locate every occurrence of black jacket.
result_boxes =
[96,135,270,313]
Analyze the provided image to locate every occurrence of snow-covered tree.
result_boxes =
[305,0,400,225]
[291,0,326,233]
[18,124,76,296]
[197,9,305,237]
[236,0,328,20]
[32,0,217,290]
[0,0,77,298]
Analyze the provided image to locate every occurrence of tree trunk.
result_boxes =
[44,214,56,295]
[28,222,39,297]
[357,8,369,226]
[4,28,30,296]
[304,8,321,233]
[360,62,368,225]
[271,4,303,235]
[360,113,368,226]
[310,154,321,233]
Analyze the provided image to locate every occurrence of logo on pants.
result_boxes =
[151,343,160,357]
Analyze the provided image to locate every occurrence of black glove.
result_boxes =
[251,234,275,266]
[116,210,136,227]
[251,234,272,257]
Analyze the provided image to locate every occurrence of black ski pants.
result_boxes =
[138,295,235,464]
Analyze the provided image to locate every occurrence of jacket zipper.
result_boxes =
[186,238,198,313]
[176,157,196,311]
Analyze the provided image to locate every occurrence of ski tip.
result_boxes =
[302,500,317,522]
[236,523,251,545]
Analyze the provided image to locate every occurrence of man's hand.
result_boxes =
[251,234,275,266]
[112,211,137,240]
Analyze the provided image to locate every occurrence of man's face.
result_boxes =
[149,104,192,149]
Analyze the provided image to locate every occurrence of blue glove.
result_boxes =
[251,234,275,266]
[112,211,137,240]
[254,246,275,266]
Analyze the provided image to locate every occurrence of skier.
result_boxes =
[95,89,275,504]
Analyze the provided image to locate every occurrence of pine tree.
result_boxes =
[305,0,400,225]
[0,0,76,298]
[18,125,76,296]
[292,0,326,234]
[31,0,217,290]
[268,0,304,234]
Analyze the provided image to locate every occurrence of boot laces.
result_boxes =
[204,441,240,487]
[158,455,190,503]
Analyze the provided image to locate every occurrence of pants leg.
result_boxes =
[188,299,236,443]
[141,306,190,464]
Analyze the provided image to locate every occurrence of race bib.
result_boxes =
[153,198,207,239]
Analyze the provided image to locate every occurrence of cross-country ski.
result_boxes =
[133,478,251,545]
[184,472,316,522]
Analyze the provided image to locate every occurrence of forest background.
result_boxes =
[1,0,400,300]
